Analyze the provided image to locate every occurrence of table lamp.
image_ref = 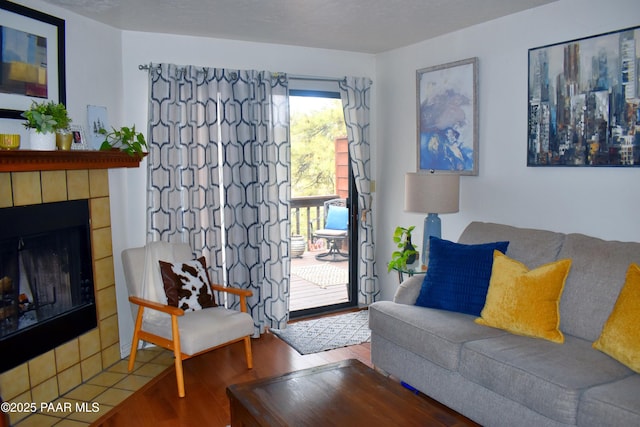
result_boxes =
[404,171,460,266]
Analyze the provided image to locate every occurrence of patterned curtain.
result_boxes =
[339,77,379,305]
[147,64,290,336]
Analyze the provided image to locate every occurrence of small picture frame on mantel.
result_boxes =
[70,125,89,150]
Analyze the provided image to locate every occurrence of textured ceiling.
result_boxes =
[42,0,557,53]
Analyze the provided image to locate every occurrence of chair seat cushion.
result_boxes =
[143,307,254,355]
[314,229,347,237]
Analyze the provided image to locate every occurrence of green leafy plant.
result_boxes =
[99,125,148,156]
[21,100,71,134]
[49,102,72,131]
[387,225,418,272]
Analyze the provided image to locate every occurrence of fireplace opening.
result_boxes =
[0,200,96,373]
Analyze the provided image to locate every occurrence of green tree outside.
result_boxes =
[290,97,346,197]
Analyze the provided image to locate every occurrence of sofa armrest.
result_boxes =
[393,275,424,305]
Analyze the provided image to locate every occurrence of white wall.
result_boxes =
[375,0,640,300]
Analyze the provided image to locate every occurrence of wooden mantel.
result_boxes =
[0,150,146,172]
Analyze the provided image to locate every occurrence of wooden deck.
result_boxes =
[290,248,349,312]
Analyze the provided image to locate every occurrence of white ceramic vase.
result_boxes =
[29,130,56,150]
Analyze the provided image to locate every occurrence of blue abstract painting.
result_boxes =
[417,58,478,175]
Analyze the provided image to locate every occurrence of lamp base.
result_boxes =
[422,213,441,266]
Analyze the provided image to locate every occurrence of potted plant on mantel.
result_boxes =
[21,100,72,151]
[387,225,418,272]
[99,125,147,156]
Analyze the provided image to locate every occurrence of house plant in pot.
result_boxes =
[50,102,73,150]
[99,125,147,156]
[21,101,72,150]
[387,225,418,272]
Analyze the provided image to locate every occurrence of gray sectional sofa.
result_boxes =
[369,222,640,426]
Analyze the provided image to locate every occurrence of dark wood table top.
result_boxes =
[227,358,467,426]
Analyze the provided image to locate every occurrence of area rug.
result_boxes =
[291,263,348,289]
[271,310,370,355]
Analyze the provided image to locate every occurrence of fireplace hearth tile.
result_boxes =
[64,384,107,401]
[56,341,81,372]
[92,227,113,260]
[102,343,121,368]
[12,172,42,206]
[94,387,134,406]
[113,374,152,392]
[67,170,89,200]
[28,350,56,388]
[65,402,113,424]
[41,170,67,203]
[99,316,119,349]
[87,371,125,388]
[80,353,103,382]
[94,257,115,291]
[0,364,29,400]
[89,169,109,198]
[0,173,12,207]
[58,365,82,395]
[31,376,58,406]
[79,330,101,360]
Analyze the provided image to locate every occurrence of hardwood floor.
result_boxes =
[93,330,479,427]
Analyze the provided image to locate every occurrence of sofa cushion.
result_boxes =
[578,374,640,426]
[475,252,571,343]
[458,221,565,268]
[415,237,509,316]
[593,263,640,373]
[369,301,505,371]
[557,233,640,342]
[459,334,632,425]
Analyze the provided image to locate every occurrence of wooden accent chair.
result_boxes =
[121,242,253,397]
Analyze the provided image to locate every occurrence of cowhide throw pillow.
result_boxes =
[159,256,217,312]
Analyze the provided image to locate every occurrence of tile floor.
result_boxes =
[13,347,173,426]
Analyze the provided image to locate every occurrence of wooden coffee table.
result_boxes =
[227,359,473,426]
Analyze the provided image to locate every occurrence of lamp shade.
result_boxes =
[404,172,460,214]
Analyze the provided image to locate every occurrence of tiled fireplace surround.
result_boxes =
[0,168,121,421]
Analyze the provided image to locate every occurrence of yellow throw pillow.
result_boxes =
[593,263,640,373]
[475,251,571,343]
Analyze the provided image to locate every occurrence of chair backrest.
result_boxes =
[323,198,348,230]
[121,242,192,299]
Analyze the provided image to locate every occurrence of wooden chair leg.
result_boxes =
[244,336,253,369]
[171,315,186,398]
[128,306,144,372]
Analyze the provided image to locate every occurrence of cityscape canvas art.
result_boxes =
[528,26,640,167]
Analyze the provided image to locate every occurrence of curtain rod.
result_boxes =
[289,74,345,83]
[138,65,371,84]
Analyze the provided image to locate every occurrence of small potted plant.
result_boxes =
[99,125,147,156]
[387,225,418,272]
[21,100,59,150]
[50,102,73,150]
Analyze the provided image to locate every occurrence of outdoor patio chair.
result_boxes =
[311,198,349,262]
[121,241,254,397]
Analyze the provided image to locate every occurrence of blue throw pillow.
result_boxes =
[415,236,509,316]
[325,205,348,230]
